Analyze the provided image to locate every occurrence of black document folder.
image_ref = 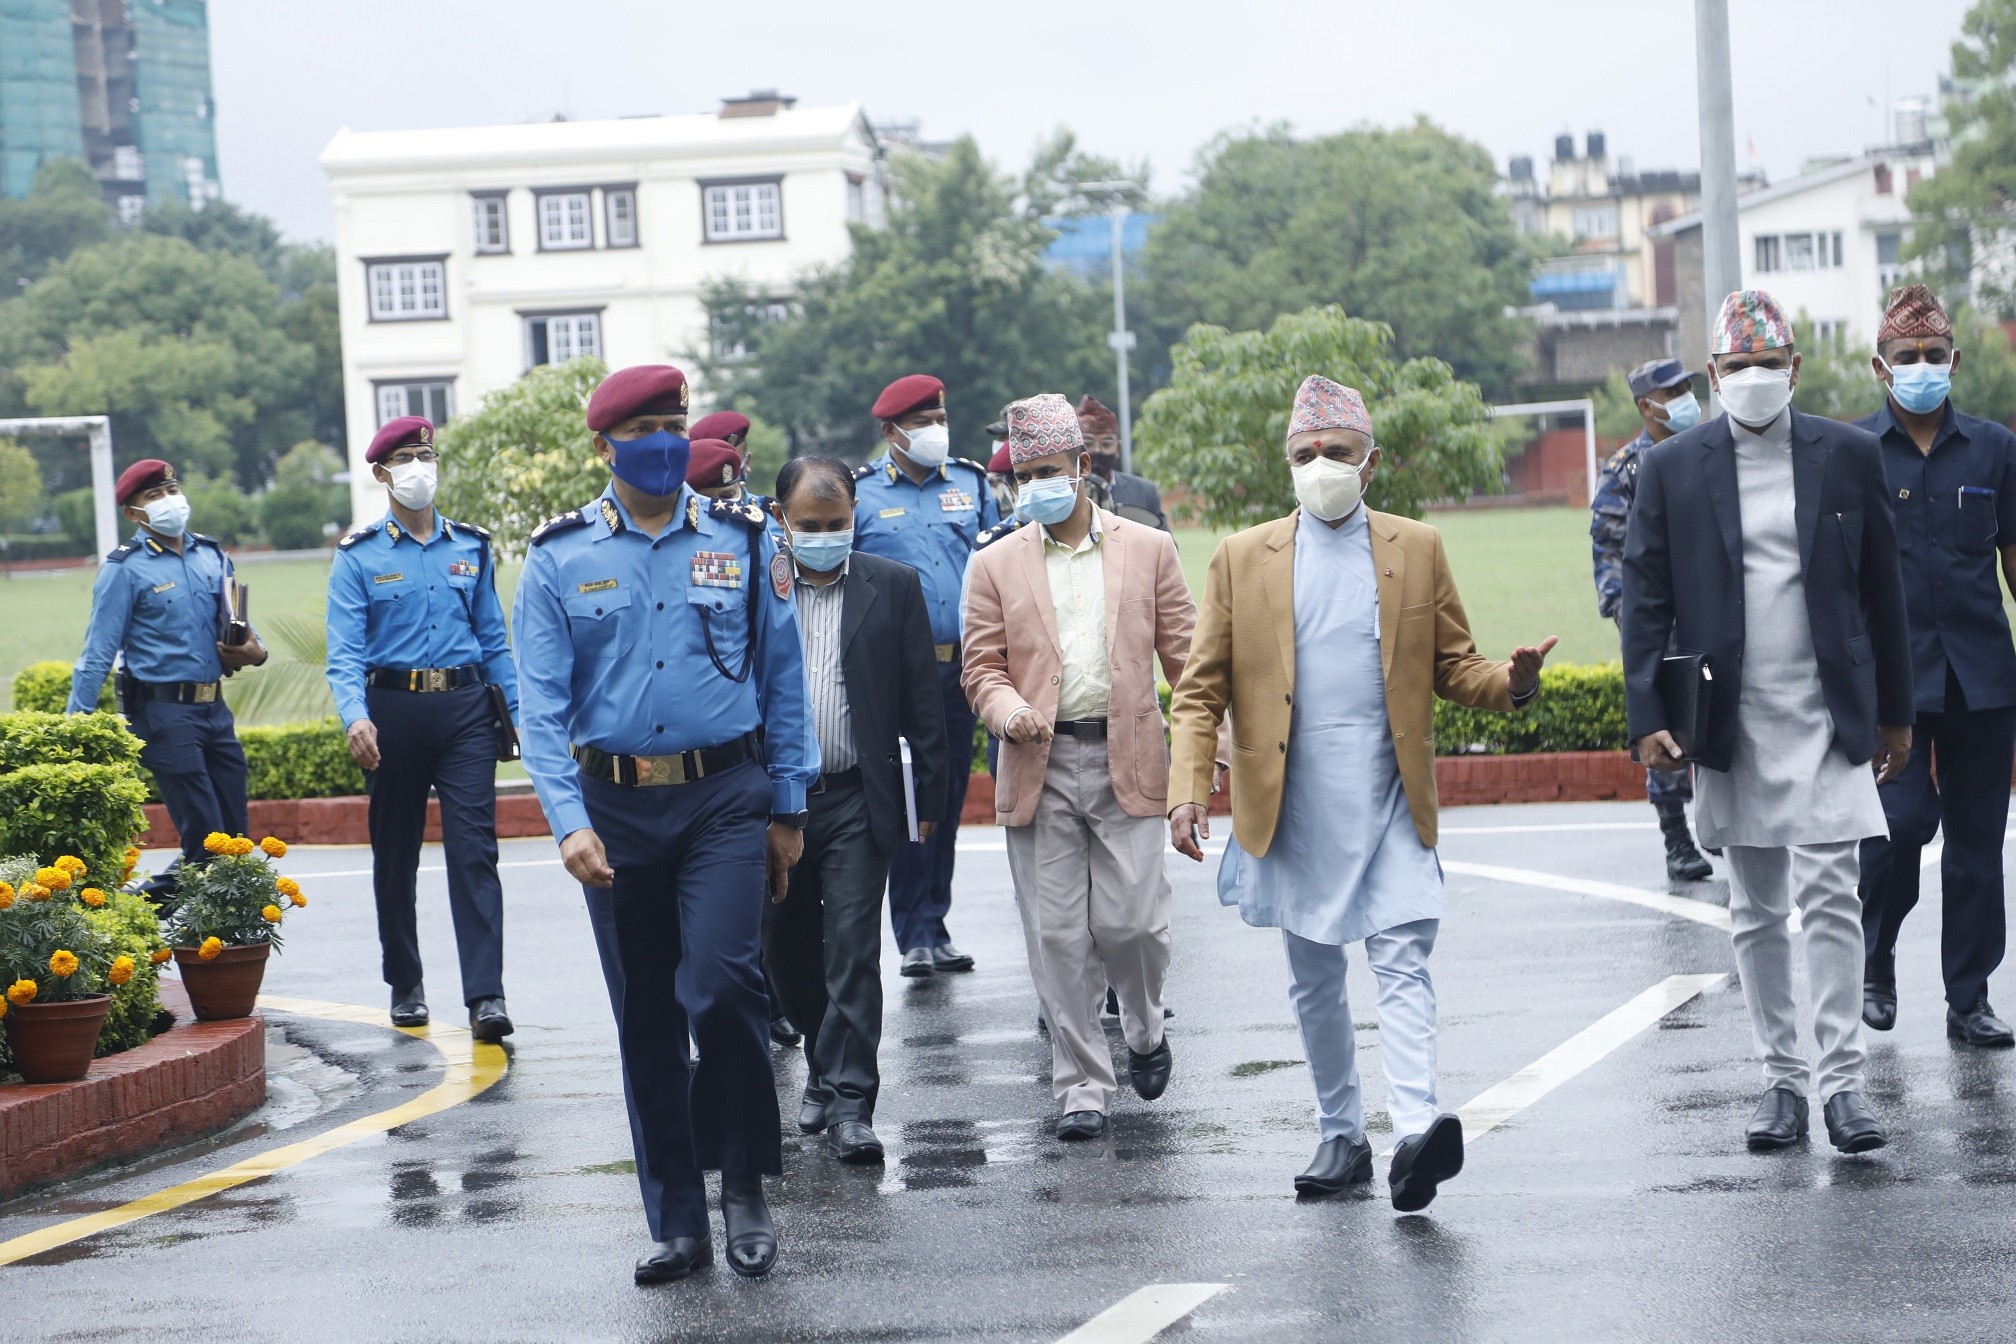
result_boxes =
[1655,652,1714,762]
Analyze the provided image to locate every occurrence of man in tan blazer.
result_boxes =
[1168,375,1555,1211]
[963,393,1197,1141]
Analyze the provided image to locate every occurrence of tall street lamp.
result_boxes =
[1073,180,1144,473]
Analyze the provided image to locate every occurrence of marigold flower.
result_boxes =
[124,847,141,863]
[203,832,231,854]
[107,955,135,986]
[198,937,223,961]
[48,949,79,977]
[150,947,173,966]
[21,882,49,902]
[0,881,13,909]
[5,978,35,1005]
[0,997,8,1020]
[228,837,256,857]
[34,865,71,891]
[79,887,107,908]
[289,892,307,909]
[55,855,86,877]
[259,836,288,857]
[275,876,301,898]
[261,904,283,924]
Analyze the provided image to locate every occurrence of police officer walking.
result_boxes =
[1590,358,1715,882]
[326,417,518,1041]
[69,459,265,891]
[514,364,816,1285]
[853,374,1000,976]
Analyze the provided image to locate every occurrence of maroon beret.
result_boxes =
[115,458,176,505]
[688,411,751,445]
[988,443,1013,474]
[685,439,745,488]
[871,374,945,421]
[366,416,434,464]
[587,365,690,433]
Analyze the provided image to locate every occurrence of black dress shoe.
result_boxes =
[1056,1110,1107,1141]
[634,1236,712,1284]
[1822,1090,1888,1153]
[1388,1113,1464,1212]
[1745,1085,1809,1150]
[1948,996,2016,1047]
[797,1095,829,1134]
[719,1175,778,1278]
[1863,979,1898,1032]
[827,1120,885,1164]
[468,996,513,1042]
[931,943,975,973]
[1127,1038,1173,1101]
[390,986,428,1028]
[1294,1136,1373,1197]
[900,948,934,978]
[770,1015,803,1048]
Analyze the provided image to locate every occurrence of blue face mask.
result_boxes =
[1883,358,1952,415]
[1019,475,1081,526]
[789,526,853,573]
[1655,390,1701,433]
[605,429,690,498]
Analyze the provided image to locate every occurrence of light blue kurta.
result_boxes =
[1217,507,1445,946]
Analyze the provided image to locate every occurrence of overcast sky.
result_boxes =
[212,0,1973,244]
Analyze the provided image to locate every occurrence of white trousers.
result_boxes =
[1723,841,1867,1100]
[1283,919,1439,1145]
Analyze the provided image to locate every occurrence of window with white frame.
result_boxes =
[605,188,638,247]
[471,194,509,254]
[525,312,601,368]
[1785,233,1815,271]
[367,258,448,321]
[711,300,791,361]
[702,179,784,242]
[846,174,866,223]
[1753,235,1781,273]
[376,381,454,426]
[537,191,593,250]
[1570,203,1619,239]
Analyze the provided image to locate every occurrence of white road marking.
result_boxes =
[1441,821,1657,835]
[1442,860,1732,930]
[1056,1284,1229,1344]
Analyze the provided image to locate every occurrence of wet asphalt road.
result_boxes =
[5,799,2016,1342]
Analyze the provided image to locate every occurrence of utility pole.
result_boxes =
[1074,180,1143,473]
[1695,0,1742,383]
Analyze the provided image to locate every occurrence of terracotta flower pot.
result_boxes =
[4,994,112,1083]
[173,942,271,1020]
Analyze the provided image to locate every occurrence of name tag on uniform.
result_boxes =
[879,507,906,519]
[151,581,176,594]
[449,560,479,577]
[578,577,618,593]
[374,572,404,584]
[691,551,743,588]
[938,488,973,512]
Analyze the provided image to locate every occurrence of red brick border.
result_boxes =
[0,980,266,1199]
[141,794,552,849]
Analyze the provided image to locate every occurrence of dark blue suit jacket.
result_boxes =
[1620,408,1914,771]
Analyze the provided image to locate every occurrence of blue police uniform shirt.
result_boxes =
[513,482,818,840]
[1855,400,2016,714]
[325,514,519,730]
[68,529,232,712]
[852,453,1000,644]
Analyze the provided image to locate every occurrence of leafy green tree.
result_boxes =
[1907,0,2016,312]
[1590,371,1648,441]
[260,442,345,550]
[436,358,610,558]
[0,159,114,294]
[182,474,260,546]
[1135,305,1505,527]
[0,439,43,529]
[1019,128,1147,219]
[743,412,789,497]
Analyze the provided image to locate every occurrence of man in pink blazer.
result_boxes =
[962,393,1197,1141]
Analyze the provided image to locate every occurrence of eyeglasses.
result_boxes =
[385,449,439,465]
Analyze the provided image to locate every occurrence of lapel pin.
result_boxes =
[1383,567,1393,577]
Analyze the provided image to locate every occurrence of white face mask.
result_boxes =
[1291,453,1371,522]
[141,493,191,537]
[386,460,439,511]
[897,422,950,468]
[1715,365,1794,427]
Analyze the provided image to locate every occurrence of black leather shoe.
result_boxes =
[1745,1085,1809,1150]
[797,1095,829,1134]
[634,1236,712,1284]
[1294,1136,1373,1197]
[827,1120,885,1164]
[770,1015,803,1048]
[468,996,512,1042]
[931,943,975,973]
[1388,1113,1464,1212]
[1127,1038,1173,1101]
[1822,1091,1888,1153]
[1654,800,1714,882]
[390,986,428,1028]
[1863,980,1898,1032]
[900,948,934,978]
[1947,997,2016,1048]
[1056,1110,1107,1141]
[719,1175,778,1278]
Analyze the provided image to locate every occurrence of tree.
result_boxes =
[0,159,114,295]
[1907,0,2016,313]
[1134,305,1506,527]
[1018,128,1148,219]
[1136,121,1533,399]
[698,138,1111,461]
[743,413,789,497]
[436,358,610,558]
[0,438,43,529]
[260,441,346,550]
[1791,310,2016,424]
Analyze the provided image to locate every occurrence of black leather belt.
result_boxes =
[1053,719,1108,738]
[133,680,221,704]
[808,765,863,795]
[573,733,761,787]
[366,665,483,692]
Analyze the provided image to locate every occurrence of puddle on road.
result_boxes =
[1230,1059,1305,1079]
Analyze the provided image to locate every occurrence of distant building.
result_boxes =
[0,0,220,220]
[1507,131,1704,313]
[322,93,882,524]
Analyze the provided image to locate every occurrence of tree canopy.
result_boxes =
[0,159,114,294]
[1907,0,2016,313]
[436,358,610,558]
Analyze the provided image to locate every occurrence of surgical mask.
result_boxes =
[605,429,691,498]
[142,493,190,537]
[896,423,950,468]
[386,460,438,510]
[1291,454,1370,521]
[789,526,853,574]
[1881,358,1952,415]
[1655,390,1701,433]
[1020,475,1081,525]
[1714,366,1793,427]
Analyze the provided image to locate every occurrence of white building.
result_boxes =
[322,92,881,523]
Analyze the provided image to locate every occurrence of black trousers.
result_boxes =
[1858,687,2016,1011]
[580,760,781,1242]
[764,777,892,1125]
[134,697,249,885]
[886,660,973,951]
[364,683,505,1004]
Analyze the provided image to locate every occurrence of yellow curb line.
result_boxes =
[0,994,509,1267]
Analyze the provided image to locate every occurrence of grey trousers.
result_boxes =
[1724,841,1868,1100]
[1285,920,1440,1145]
[1004,732,1171,1115]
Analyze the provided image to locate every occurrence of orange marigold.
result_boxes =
[48,949,79,977]
[203,832,231,854]
[259,836,288,857]
[54,855,86,877]
[5,978,36,1005]
[21,883,49,902]
[198,937,223,961]
[124,846,141,863]
[261,904,283,924]
[107,955,135,987]
[228,837,256,857]
[0,997,7,1020]
[79,887,107,908]
[289,892,307,909]
[149,948,173,966]
[275,876,301,898]
[0,882,13,910]
[34,865,71,891]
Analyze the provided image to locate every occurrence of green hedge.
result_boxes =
[0,762,150,888]
[1434,660,1628,755]
[13,660,113,714]
[242,717,364,799]
[88,889,168,1056]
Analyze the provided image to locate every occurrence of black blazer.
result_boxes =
[1620,408,1914,771]
[832,551,948,854]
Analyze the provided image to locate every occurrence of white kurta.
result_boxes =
[1692,411,1886,849]
[1217,507,1444,946]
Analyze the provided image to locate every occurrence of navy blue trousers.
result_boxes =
[134,698,248,867]
[363,684,504,1004]
[886,660,973,952]
[1859,699,2016,1011]
[580,760,781,1242]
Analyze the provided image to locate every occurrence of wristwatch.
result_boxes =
[771,811,810,829]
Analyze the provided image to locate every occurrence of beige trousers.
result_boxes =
[1003,731,1172,1114]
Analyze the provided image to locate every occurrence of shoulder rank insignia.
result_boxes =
[337,521,383,549]
[529,510,589,547]
[707,497,767,530]
[104,540,138,564]
[853,463,875,480]
[770,549,793,600]
[975,517,1026,549]
[456,520,492,541]
[186,531,220,548]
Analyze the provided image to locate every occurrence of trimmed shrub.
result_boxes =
[0,763,149,890]
[241,717,364,799]
[1433,661,1628,755]
[13,660,113,714]
[0,710,142,775]
[86,888,168,1056]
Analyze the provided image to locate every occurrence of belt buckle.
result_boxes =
[632,755,676,787]
[423,668,449,693]
[192,683,218,704]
